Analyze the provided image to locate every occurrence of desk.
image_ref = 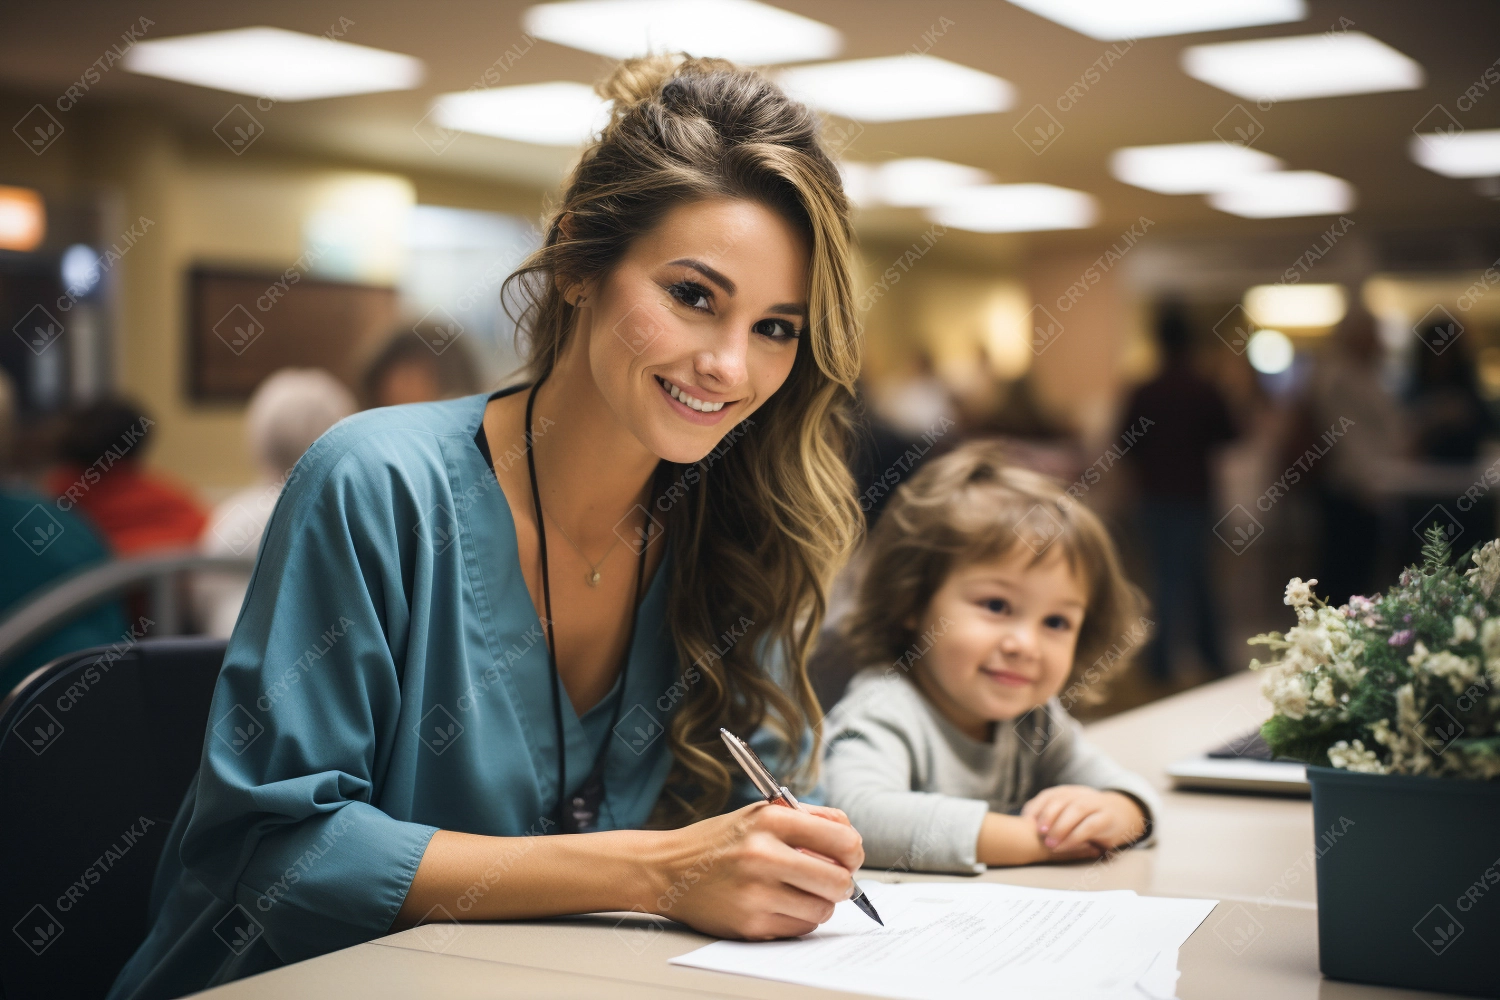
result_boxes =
[199,670,1461,999]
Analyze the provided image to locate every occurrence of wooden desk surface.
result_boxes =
[199,670,1462,999]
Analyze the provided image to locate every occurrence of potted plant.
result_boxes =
[1248,525,1500,999]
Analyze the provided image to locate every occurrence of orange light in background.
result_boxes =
[0,186,45,251]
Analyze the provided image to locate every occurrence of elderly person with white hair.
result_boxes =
[192,369,357,637]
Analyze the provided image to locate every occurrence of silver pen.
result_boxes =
[719,727,883,926]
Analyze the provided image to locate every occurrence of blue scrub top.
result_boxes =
[106,388,799,1000]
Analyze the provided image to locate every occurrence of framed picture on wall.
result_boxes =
[185,266,401,402]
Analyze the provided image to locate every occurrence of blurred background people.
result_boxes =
[359,323,484,408]
[193,368,358,637]
[869,349,959,440]
[1400,324,1499,565]
[44,397,207,556]
[1,3,1497,729]
[1117,301,1239,684]
[1304,306,1409,606]
[0,370,128,695]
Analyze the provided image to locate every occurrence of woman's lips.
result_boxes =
[655,375,737,426]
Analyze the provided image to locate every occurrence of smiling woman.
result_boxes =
[105,50,867,1000]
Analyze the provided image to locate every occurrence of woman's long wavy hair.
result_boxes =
[499,52,864,826]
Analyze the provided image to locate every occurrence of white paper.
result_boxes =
[669,881,1218,1000]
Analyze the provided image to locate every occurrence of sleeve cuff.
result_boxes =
[886,796,990,875]
[1102,788,1156,849]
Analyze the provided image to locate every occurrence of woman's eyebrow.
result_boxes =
[668,257,808,317]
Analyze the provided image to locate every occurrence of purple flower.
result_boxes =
[1388,630,1414,647]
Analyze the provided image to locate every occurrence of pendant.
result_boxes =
[586,569,601,587]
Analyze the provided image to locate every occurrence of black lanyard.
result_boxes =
[524,378,649,834]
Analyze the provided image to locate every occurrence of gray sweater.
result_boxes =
[822,666,1162,874]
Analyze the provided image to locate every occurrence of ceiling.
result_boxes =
[3,0,1500,270]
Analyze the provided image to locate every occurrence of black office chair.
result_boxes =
[0,638,227,1000]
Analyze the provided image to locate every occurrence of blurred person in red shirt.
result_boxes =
[46,397,208,555]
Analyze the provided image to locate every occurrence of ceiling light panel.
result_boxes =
[522,0,841,64]
[1410,128,1500,178]
[871,158,993,207]
[1007,0,1306,41]
[1182,31,1423,102]
[1208,170,1356,217]
[776,55,1014,123]
[924,184,1098,232]
[1245,283,1347,326]
[123,26,424,101]
[1110,142,1284,194]
[431,82,612,146]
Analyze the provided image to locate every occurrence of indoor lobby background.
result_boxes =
[4,0,1500,718]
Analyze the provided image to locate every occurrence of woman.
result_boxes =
[107,52,866,1000]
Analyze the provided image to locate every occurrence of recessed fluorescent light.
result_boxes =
[775,55,1014,122]
[123,26,423,101]
[837,162,878,207]
[523,0,841,63]
[1246,328,1295,374]
[1410,128,1500,178]
[923,184,1098,233]
[1244,284,1346,327]
[1182,31,1423,101]
[1007,0,1305,40]
[431,83,612,146]
[1208,171,1355,217]
[1110,142,1284,194]
[871,158,992,207]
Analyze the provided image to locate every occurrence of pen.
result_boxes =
[719,727,883,926]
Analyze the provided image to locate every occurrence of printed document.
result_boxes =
[669,881,1217,1000]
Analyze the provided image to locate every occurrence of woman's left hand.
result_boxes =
[1020,785,1147,853]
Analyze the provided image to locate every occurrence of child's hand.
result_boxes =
[1021,786,1148,853]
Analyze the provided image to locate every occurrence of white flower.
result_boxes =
[1312,675,1337,708]
[1451,615,1477,645]
[1284,577,1319,620]
[1393,684,1429,775]
[1421,651,1482,694]
[1328,739,1386,773]
[1261,663,1310,720]
[1466,540,1500,598]
[1480,618,1500,659]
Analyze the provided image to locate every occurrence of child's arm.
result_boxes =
[976,812,1106,866]
[1019,786,1149,854]
[822,688,993,875]
[1027,700,1162,849]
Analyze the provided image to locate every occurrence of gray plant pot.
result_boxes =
[1307,764,1500,998]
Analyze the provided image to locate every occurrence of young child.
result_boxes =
[822,440,1160,874]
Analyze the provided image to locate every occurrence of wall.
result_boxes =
[0,95,545,499]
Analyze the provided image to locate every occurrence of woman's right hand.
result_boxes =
[644,801,865,940]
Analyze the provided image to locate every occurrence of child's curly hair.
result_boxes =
[840,439,1153,707]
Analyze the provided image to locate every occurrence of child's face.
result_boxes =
[909,544,1088,739]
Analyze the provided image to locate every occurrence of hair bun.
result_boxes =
[594,51,740,120]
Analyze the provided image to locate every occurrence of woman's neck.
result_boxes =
[523,337,661,549]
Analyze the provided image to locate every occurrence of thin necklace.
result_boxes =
[542,508,621,588]
[526,377,649,834]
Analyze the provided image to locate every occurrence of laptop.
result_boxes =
[1166,729,1310,795]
